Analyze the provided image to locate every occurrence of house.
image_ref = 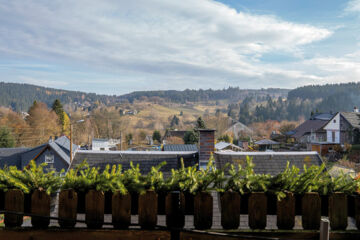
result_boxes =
[225,121,253,139]
[0,136,77,172]
[323,111,360,145]
[162,130,188,143]
[145,135,154,145]
[92,138,120,151]
[291,113,335,143]
[254,139,280,151]
[215,141,242,152]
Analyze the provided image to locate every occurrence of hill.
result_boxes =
[0,82,289,111]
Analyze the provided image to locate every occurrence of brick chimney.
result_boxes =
[198,129,215,165]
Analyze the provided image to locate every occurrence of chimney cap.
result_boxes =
[198,129,216,132]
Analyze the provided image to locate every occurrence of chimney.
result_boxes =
[199,129,215,164]
[354,106,359,113]
[48,136,53,143]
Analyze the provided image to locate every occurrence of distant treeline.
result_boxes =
[119,87,289,103]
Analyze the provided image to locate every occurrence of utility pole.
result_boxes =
[70,124,73,163]
[120,131,123,150]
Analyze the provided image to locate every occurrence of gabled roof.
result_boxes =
[0,148,30,158]
[54,135,78,152]
[70,150,198,178]
[163,144,198,152]
[340,112,360,129]
[215,141,242,150]
[214,151,323,176]
[291,119,329,139]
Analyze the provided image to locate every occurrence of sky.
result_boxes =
[0,0,360,95]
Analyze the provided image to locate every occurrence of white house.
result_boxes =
[323,113,340,143]
[92,138,120,151]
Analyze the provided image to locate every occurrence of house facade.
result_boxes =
[0,136,77,172]
[323,112,360,144]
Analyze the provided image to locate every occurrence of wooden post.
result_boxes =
[277,192,295,230]
[194,191,213,230]
[220,191,240,229]
[138,190,158,229]
[320,219,330,240]
[31,189,51,228]
[4,189,24,227]
[329,192,347,230]
[58,189,77,228]
[85,190,104,229]
[165,191,185,229]
[355,194,360,230]
[112,192,131,229]
[302,192,321,230]
[248,192,267,230]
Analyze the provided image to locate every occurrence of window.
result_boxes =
[332,131,336,143]
[45,154,54,164]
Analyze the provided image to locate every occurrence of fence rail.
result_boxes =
[1,189,360,231]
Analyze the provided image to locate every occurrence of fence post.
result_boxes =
[138,190,158,229]
[248,192,267,229]
[4,189,24,227]
[112,192,131,229]
[320,219,329,240]
[85,190,104,229]
[58,189,77,228]
[31,189,51,228]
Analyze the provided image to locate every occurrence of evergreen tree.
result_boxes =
[183,130,198,144]
[52,99,65,128]
[152,130,161,143]
[170,115,180,128]
[196,116,206,129]
[0,127,15,148]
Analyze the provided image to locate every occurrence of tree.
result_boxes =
[279,123,296,135]
[27,101,61,146]
[0,127,15,147]
[196,116,206,129]
[52,99,68,134]
[183,130,198,144]
[152,130,161,143]
[170,115,180,128]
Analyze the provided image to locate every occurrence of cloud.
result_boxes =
[0,0,334,92]
[345,0,360,13]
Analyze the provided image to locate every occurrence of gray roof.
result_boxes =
[70,150,198,177]
[54,136,78,152]
[254,139,279,145]
[291,119,328,139]
[341,112,360,129]
[215,142,242,150]
[163,144,198,152]
[214,151,323,176]
[0,148,30,158]
[311,113,334,121]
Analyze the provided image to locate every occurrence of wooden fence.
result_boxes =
[1,189,360,231]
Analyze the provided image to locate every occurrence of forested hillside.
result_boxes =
[0,82,289,111]
[120,87,289,103]
[0,82,116,111]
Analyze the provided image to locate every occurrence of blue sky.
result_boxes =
[0,0,360,94]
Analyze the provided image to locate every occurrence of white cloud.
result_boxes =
[0,0,336,92]
[345,0,360,13]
